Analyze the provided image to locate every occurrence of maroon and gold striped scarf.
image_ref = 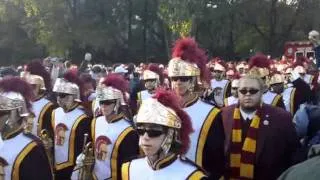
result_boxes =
[229,107,261,179]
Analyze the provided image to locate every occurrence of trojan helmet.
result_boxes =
[248,54,271,78]
[136,89,193,155]
[26,60,52,91]
[0,77,33,117]
[53,70,83,102]
[168,38,210,85]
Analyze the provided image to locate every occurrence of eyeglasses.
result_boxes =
[99,100,117,106]
[56,93,70,98]
[136,128,165,138]
[170,76,191,82]
[238,88,260,95]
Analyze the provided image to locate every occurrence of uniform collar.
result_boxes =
[106,113,124,123]
[183,94,199,108]
[64,102,79,113]
[147,153,177,170]
[2,126,23,140]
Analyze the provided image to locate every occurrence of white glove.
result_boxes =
[76,153,85,167]
[290,70,301,82]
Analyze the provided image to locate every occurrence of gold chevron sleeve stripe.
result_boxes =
[195,108,220,166]
[111,126,134,180]
[12,141,37,180]
[38,102,53,135]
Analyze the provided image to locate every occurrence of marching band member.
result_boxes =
[269,71,309,115]
[22,73,56,136]
[210,61,231,107]
[52,70,91,179]
[224,78,240,107]
[73,73,139,180]
[167,37,225,179]
[0,77,53,179]
[24,61,57,136]
[137,63,163,106]
[248,54,285,108]
[122,89,207,180]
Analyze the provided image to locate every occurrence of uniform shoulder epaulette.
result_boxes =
[23,132,42,145]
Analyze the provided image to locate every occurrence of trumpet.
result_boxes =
[78,133,95,180]
[39,129,54,167]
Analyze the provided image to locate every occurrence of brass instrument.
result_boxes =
[77,134,95,180]
[39,129,54,167]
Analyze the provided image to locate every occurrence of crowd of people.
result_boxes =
[0,30,319,180]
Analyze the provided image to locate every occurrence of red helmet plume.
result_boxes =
[63,69,85,101]
[249,53,271,69]
[101,73,129,102]
[172,37,210,83]
[153,88,194,154]
[147,63,164,83]
[26,60,52,90]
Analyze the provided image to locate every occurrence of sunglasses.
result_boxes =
[238,88,260,95]
[136,128,165,138]
[99,100,117,106]
[144,79,156,83]
[171,76,192,82]
[56,93,70,98]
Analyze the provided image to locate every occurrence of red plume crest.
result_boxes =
[171,37,210,83]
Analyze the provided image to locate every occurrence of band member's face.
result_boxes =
[271,83,284,94]
[238,78,263,110]
[144,79,157,91]
[213,70,223,80]
[226,75,233,80]
[231,87,238,98]
[171,76,192,96]
[138,124,166,157]
[99,100,116,116]
[57,93,75,110]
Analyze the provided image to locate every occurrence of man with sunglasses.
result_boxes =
[137,63,163,107]
[167,38,225,179]
[248,54,286,109]
[0,77,53,179]
[221,74,299,180]
[224,78,240,106]
[209,61,231,107]
[52,70,91,179]
[122,89,207,179]
[73,74,139,180]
